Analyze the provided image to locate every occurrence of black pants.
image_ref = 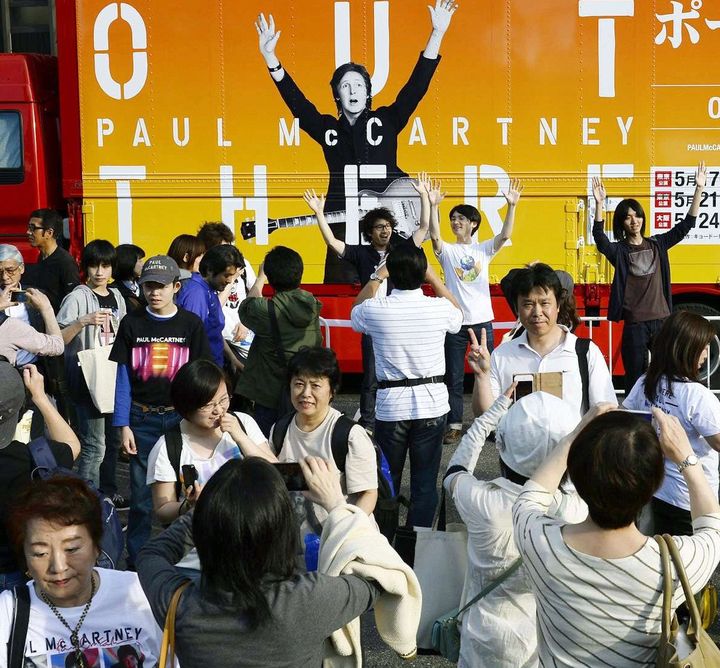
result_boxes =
[621,318,665,395]
[359,334,377,430]
[651,497,693,537]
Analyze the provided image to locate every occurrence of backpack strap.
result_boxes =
[271,411,296,455]
[8,584,30,667]
[330,415,355,474]
[27,437,59,479]
[267,300,287,369]
[165,424,183,500]
[231,412,247,435]
[575,337,591,415]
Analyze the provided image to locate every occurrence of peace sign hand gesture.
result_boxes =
[467,328,491,375]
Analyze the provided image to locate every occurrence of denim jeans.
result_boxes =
[374,414,447,527]
[359,334,377,430]
[445,322,494,429]
[75,402,120,488]
[127,405,181,566]
[621,318,664,395]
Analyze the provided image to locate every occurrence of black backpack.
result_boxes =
[271,413,400,542]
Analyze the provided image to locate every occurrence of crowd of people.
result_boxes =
[0,159,717,667]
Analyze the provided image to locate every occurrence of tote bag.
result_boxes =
[77,330,116,414]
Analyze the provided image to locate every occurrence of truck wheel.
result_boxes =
[673,302,720,388]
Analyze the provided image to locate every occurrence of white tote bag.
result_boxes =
[77,329,117,414]
[413,494,468,649]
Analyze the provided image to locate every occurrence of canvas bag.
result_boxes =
[77,326,117,414]
[655,534,720,667]
[412,490,468,650]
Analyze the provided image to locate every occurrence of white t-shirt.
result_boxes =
[489,327,617,424]
[351,288,463,421]
[146,411,266,488]
[624,375,720,510]
[0,569,161,668]
[437,239,497,324]
[221,262,257,357]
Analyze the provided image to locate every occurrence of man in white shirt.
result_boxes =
[472,263,617,422]
[351,244,463,527]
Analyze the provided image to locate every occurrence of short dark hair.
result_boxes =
[287,346,341,396]
[199,244,243,277]
[197,222,235,249]
[170,360,228,419]
[29,209,63,239]
[644,310,716,403]
[612,198,646,241]
[117,645,142,665]
[167,234,205,271]
[360,207,397,243]
[193,458,299,629]
[6,476,103,569]
[329,62,372,114]
[386,244,427,290]
[81,239,116,272]
[264,246,303,292]
[449,204,482,236]
[113,244,145,281]
[510,263,562,308]
[567,411,664,529]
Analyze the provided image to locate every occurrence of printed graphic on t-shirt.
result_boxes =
[628,247,657,276]
[187,444,242,487]
[23,641,147,667]
[130,341,189,381]
[453,255,485,282]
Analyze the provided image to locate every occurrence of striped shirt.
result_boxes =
[512,480,720,666]
[351,288,463,421]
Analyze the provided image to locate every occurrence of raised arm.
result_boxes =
[469,327,495,416]
[592,176,606,224]
[353,262,388,308]
[304,189,345,257]
[424,264,461,311]
[591,176,618,262]
[423,0,458,59]
[688,161,707,218]
[410,173,431,247]
[428,178,445,254]
[256,12,284,82]
[247,265,267,299]
[494,178,523,252]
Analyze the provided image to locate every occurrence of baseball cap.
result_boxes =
[0,362,25,448]
[138,255,181,285]
[496,392,579,478]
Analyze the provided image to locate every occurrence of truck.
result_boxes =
[1,0,719,387]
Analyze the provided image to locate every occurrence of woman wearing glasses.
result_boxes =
[147,360,268,525]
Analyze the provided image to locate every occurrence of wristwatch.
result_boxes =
[369,272,384,283]
[677,454,699,473]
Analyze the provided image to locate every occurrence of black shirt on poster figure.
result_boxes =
[255,1,458,282]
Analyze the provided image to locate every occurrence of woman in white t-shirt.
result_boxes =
[623,310,720,536]
[147,359,268,525]
[427,177,522,445]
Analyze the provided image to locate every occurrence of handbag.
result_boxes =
[76,327,117,414]
[408,490,469,650]
[431,557,523,662]
[158,580,191,667]
[655,534,720,667]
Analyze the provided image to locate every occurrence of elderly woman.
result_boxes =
[0,476,161,668]
[513,406,720,665]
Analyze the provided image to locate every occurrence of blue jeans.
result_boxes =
[127,405,181,566]
[374,414,447,527]
[75,403,119,488]
[445,322,494,429]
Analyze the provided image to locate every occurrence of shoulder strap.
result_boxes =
[330,415,355,473]
[271,411,295,454]
[659,533,705,636]
[267,300,287,368]
[455,557,523,619]
[8,584,30,667]
[27,437,59,478]
[158,580,192,668]
[575,337,591,415]
[231,412,246,435]
[165,425,183,499]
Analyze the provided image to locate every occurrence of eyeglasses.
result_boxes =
[27,225,46,233]
[197,395,230,414]
[0,266,20,277]
[372,223,392,231]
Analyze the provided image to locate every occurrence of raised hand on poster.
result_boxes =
[428,0,459,34]
[255,13,281,61]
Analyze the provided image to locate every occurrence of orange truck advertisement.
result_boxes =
[76,1,719,311]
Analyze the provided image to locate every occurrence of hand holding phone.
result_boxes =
[10,290,27,303]
[181,464,198,492]
[513,373,534,401]
[273,462,308,491]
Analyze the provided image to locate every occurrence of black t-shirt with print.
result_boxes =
[110,307,211,407]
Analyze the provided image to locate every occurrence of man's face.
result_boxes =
[142,281,180,313]
[0,258,23,290]
[206,266,238,292]
[622,207,644,237]
[27,217,51,248]
[369,219,393,249]
[449,211,475,239]
[336,71,368,118]
[86,263,113,291]
[517,286,559,337]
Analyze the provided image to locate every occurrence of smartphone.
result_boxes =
[273,462,308,491]
[513,373,534,401]
[10,290,27,303]
[181,464,198,491]
[624,409,653,422]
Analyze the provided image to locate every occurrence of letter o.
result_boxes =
[708,97,720,120]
